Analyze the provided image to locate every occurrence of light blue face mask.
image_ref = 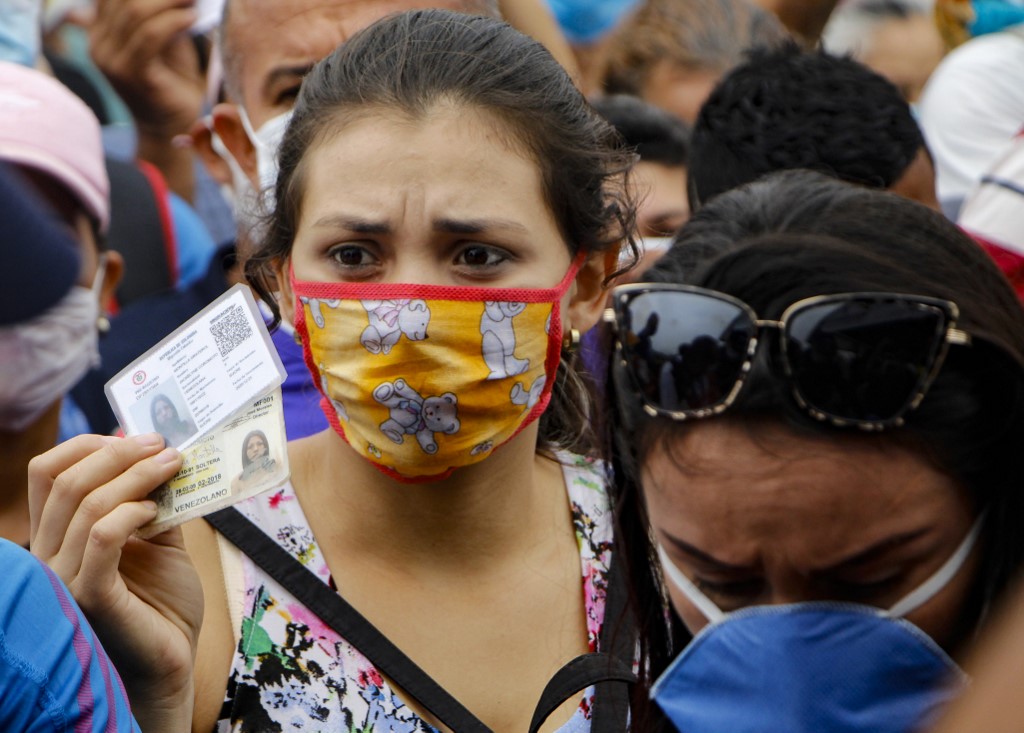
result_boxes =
[547,0,643,45]
[653,518,982,733]
[0,0,41,67]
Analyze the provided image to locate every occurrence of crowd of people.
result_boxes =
[3,0,1024,731]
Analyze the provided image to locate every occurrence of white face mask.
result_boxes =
[213,107,291,239]
[617,236,675,270]
[239,107,292,209]
[209,124,261,230]
[659,514,984,624]
[0,283,101,432]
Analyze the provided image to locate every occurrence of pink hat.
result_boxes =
[0,62,109,232]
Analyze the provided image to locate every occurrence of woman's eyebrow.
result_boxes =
[814,528,930,574]
[312,214,390,233]
[433,217,530,235]
[661,532,759,572]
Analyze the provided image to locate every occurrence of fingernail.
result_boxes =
[134,433,164,447]
[141,500,158,512]
[154,447,180,464]
[101,435,120,445]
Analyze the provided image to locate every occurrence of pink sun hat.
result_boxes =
[0,61,109,232]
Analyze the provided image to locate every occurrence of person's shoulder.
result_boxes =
[0,540,141,732]
[0,537,81,644]
[0,539,55,605]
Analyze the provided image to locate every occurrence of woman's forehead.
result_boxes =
[642,420,969,555]
[295,108,558,234]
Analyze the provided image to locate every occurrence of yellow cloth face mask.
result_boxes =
[292,254,583,482]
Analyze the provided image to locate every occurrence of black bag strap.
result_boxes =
[206,507,491,733]
[528,653,635,733]
[530,546,636,733]
[590,549,637,732]
[207,506,636,732]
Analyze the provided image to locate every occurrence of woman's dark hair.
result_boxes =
[245,8,638,454]
[150,394,178,426]
[607,170,1024,727]
[241,430,269,469]
[590,94,691,167]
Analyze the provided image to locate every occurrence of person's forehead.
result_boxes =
[642,420,969,566]
[231,0,475,105]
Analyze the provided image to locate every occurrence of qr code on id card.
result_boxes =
[210,303,253,357]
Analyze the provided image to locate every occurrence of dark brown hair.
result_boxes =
[245,9,638,452]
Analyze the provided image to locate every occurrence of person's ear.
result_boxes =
[567,249,612,334]
[212,102,258,188]
[274,257,296,327]
[190,117,233,187]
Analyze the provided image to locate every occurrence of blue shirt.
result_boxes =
[0,540,140,732]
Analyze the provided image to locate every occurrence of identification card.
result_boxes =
[105,285,290,535]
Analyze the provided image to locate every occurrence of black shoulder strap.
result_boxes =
[207,505,636,733]
[593,549,637,732]
[206,507,492,733]
[528,653,635,733]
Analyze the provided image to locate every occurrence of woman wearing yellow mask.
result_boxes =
[29,10,639,733]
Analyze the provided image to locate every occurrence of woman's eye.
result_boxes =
[330,245,376,268]
[694,577,764,600]
[831,574,903,602]
[456,245,508,268]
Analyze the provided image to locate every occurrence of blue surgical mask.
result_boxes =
[653,518,982,733]
[0,0,41,67]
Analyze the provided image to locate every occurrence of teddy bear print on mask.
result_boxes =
[300,297,341,329]
[510,375,546,413]
[319,364,349,422]
[360,299,431,355]
[470,439,493,456]
[373,378,460,455]
[481,301,530,379]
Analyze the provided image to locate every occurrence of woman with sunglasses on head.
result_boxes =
[28,9,640,733]
[606,169,1024,732]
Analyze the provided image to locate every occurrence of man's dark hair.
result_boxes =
[688,42,925,208]
[590,94,690,168]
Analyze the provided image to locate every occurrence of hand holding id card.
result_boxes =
[106,285,290,537]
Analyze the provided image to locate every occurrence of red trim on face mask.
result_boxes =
[291,251,586,484]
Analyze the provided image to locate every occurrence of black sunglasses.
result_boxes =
[607,284,972,430]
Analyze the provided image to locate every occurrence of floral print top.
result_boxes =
[214,453,614,732]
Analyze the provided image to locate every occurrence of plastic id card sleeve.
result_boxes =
[105,285,290,537]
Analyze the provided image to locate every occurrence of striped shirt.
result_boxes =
[0,539,140,732]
